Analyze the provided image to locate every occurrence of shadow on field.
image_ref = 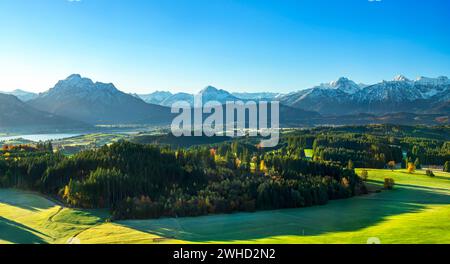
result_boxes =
[365,179,450,203]
[116,186,450,242]
[398,171,450,182]
[432,176,450,182]
[0,217,47,244]
[392,183,450,193]
[0,189,55,212]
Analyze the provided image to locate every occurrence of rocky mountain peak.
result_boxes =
[47,75,123,97]
[328,77,361,94]
[393,75,411,82]
[66,74,82,80]
[331,77,351,86]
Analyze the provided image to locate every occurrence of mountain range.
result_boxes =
[278,76,450,116]
[0,74,448,132]
[138,88,281,107]
[137,75,449,117]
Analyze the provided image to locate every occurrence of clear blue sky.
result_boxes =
[1,0,449,94]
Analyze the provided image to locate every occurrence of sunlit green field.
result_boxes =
[1,169,449,244]
[52,133,129,155]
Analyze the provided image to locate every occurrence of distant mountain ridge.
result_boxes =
[138,75,449,117]
[138,86,238,106]
[18,74,449,117]
[0,89,38,102]
[137,91,172,105]
[278,75,450,115]
[0,93,89,132]
[138,87,281,106]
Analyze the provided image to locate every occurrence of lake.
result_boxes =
[0,133,81,142]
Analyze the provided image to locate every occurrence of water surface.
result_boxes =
[0,133,81,142]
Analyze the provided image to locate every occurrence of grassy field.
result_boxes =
[304,149,314,159]
[52,133,129,155]
[1,169,449,244]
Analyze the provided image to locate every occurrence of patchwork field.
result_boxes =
[1,169,449,244]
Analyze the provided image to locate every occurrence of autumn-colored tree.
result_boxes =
[63,185,70,200]
[387,161,396,171]
[260,160,268,173]
[235,157,242,168]
[210,148,216,157]
[250,156,259,173]
[407,162,416,174]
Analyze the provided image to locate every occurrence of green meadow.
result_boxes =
[1,169,449,244]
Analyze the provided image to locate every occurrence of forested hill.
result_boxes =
[0,141,363,219]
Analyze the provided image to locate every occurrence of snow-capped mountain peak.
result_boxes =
[330,77,351,86]
[393,75,411,82]
[321,77,361,94]
[38,74,127,105]
[198,86,238,102]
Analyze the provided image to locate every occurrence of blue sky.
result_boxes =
[0,0,449,94]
